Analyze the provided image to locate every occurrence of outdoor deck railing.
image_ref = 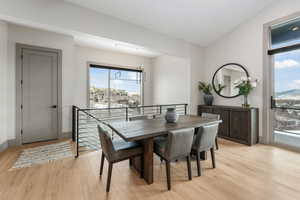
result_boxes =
[72,104,188,157]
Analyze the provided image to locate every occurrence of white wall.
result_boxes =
[204,0,300,137]
[0,21,8,147]
[0,0,191,58]
[74,45,153,107]
[0,0,207,117]
[189,46,205,114]
[7,24,75,139]
[151,55,190,105]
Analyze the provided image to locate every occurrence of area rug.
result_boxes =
[10,141,74,170]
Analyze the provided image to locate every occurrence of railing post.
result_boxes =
[75,109,79,158]
[184,104,187,115]
[125,107,128,121]
[72,106,76,142]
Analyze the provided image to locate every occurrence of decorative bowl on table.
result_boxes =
[165,108,179,123]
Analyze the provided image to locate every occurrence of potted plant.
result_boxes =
[198,81,214,106]
[234,77,258,107]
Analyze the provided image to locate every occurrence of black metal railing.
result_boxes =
[72,103,188,157]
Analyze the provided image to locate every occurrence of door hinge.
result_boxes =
[21,80,23,85]
[21,104,23,109]
[21,129,23,135]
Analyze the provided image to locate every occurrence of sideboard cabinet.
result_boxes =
[197,105,259,146]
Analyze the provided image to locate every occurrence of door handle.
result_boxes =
[271,96,276,109]
[51,105,57,109]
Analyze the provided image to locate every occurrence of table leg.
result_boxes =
[142,138,154,184]
[131,138,154,184]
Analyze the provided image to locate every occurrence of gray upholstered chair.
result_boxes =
[129,115,148,121]
[152,114,164,119]
[201,113,220,150]
[192,123,219,176]
[98,124,143,192]
[154,128,194,190]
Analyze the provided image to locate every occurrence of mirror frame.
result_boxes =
[212,63,249,99]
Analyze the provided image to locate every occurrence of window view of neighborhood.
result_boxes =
[89,67,142,108]
[274,49,300,135]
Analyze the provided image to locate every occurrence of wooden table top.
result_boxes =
[108,115,222,142]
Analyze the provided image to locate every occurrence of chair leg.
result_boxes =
[210,148,216,168]
[215,137,219,150]
[100,152,105,176]
[186,155,192,180]
[140,155,144,178]
[129,157,132,167]
[166,161,171,190]
[196,151,202,176]
[106,163,113,192]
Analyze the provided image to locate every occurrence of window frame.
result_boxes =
[87,63,144,108]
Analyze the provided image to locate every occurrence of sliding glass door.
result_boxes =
[89,65,143,108]
[269,17,300,148]
[273,50,300,135]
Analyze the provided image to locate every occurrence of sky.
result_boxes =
[90,68,141,94]
[274,48,300,93]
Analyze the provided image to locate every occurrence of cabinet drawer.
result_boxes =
[230,111,249,142]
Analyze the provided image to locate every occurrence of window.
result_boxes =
[89,65,143,108]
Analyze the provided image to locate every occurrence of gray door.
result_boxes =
[21,49,58,143]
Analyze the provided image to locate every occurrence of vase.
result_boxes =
[165,108,179,123]
[242,95,250,108]
[204,94,214,106]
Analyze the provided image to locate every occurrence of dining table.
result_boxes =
[108,115,222,184]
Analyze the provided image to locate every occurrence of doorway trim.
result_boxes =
[262,11,300,145]
[16,43,62,145]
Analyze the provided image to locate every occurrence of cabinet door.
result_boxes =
[213,109,230,137]
[230,111,249,142]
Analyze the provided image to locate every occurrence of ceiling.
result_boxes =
[65,0,275,46]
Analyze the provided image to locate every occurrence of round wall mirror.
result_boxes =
[212,63,249,98]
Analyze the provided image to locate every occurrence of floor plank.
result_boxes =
[0,139,300,200]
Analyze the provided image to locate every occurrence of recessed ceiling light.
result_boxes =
[291,26,300,32]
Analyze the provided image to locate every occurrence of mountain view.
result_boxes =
[276,89,300,99]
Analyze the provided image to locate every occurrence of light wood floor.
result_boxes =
[1,139,300,200]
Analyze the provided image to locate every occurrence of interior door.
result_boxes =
[21,48,58,143]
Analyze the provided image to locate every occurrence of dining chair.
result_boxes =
[191,123,219,176]
[154,128,194,190]
[129,115,149,121]
[97,124,144,192]
[201,113,220,150]
[152,114,164,119]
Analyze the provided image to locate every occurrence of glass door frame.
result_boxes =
[263,11,300,145]
[87,63,144,108]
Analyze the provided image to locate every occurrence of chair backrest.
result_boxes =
[164,128,194,160]
[193,123,219,152]
[129,115,148,121]
[153,114,164,119]
[201,113,220,120]
[97,124,115,160]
